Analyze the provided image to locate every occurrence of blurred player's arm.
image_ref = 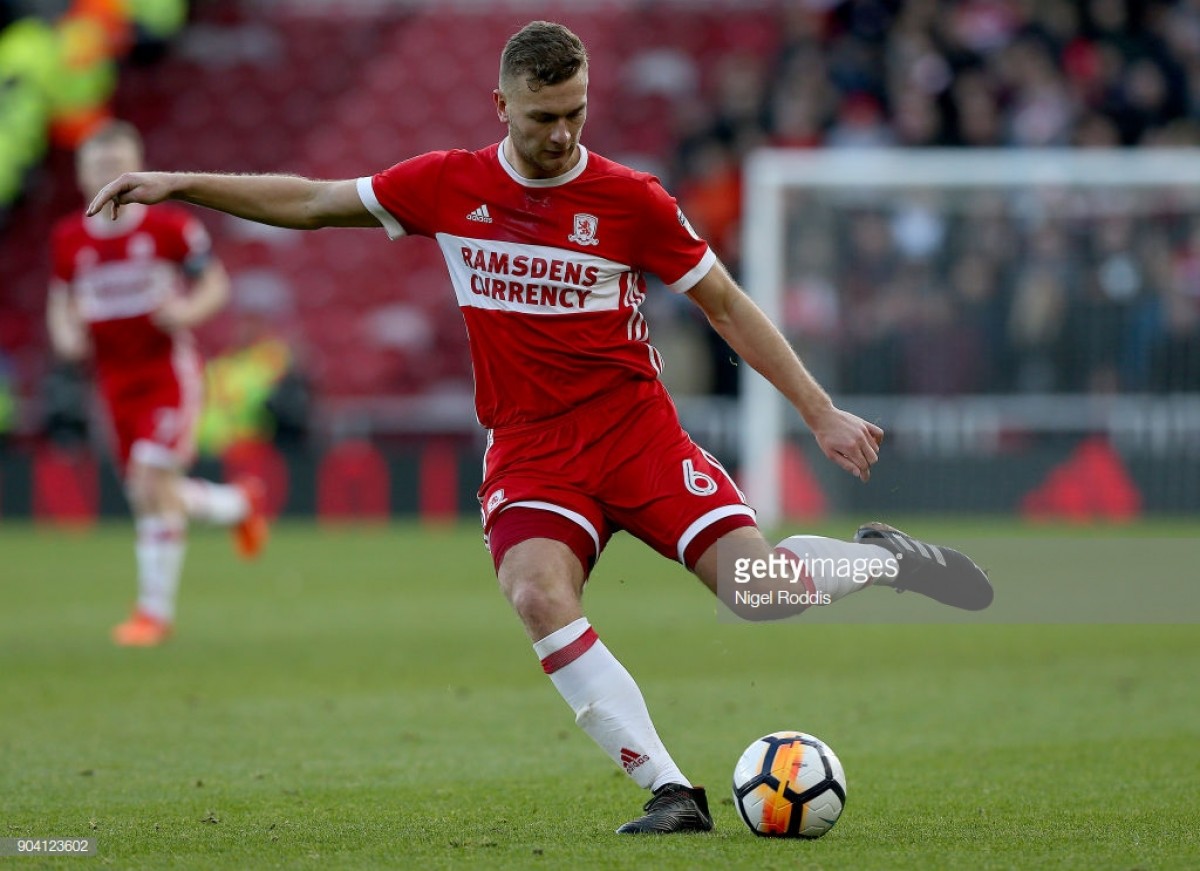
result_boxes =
[46,280,90,361]
[86,173,376,230]
[686,261,883,481]
[153,257,231,332]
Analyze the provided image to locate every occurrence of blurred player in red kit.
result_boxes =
[87,24,990,829]
[48,121,268,647]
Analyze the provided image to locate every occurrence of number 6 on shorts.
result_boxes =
[682,458,718,496]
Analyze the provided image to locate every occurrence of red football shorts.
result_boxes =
[481,379,756,574]
[97,346,203,474]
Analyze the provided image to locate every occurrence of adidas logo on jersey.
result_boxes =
[467,204,493,223]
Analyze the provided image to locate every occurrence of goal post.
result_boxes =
[739,148,1200,528]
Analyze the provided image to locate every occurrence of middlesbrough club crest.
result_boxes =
[568,213,600,246]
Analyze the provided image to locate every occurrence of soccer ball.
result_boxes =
[731,731,847,838]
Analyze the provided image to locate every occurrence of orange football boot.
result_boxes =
[112,610,172,647]
[233,475,269,560]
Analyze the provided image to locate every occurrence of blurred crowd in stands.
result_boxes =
[664,0,1200,395]
[2,0,1198,443]
[774,192,1200,396]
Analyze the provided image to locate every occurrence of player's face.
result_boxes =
[495,70,588,179]
[77,138,143,200]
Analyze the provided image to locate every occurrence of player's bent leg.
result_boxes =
[177,476,269,560]
[692,527,796,621]
[693,524,992,617]
[492,514,704,832]
[691,525,772,595]
[692,526,903,620]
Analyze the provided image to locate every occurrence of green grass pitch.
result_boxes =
[1,519,1198,869]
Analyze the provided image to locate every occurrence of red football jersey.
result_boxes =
[50,203,212,382]
[359,141,716,429]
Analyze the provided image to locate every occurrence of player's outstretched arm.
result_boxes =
[87,172,377,231]
[686,261,883,481]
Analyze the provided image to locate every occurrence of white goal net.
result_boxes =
[740,149,1200,527]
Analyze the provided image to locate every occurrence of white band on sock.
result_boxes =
[533,617,590,661]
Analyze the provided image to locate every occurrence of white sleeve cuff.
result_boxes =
[356,176,406,240]
[667,247,718,294]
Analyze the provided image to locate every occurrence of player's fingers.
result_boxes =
[88,178,129,217]
[86,190,112,217]
[852,446,874,479]
[861,438,879,465]
[86,184,111,216]
[835,450,867,481]
[868,422,885,445]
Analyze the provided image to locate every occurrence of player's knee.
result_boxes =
[499,555,582,626]
[496,537,586,630]
[125,464,175,515]
[692,525,770,591]
[124,474,152,514]
[502,572,569,622]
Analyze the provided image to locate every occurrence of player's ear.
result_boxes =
[493,88,508,123]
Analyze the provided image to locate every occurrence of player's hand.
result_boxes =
[86,172,177,220]
[810,407,884,482]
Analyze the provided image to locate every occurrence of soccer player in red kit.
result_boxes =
[87,24,991,830]
[48,121,269,648]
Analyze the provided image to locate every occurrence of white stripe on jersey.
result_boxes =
[435,233,629,316]
[622,271,648,340]
[357,176,407,240]
[648,344,662,374]
[75,259,177,322]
